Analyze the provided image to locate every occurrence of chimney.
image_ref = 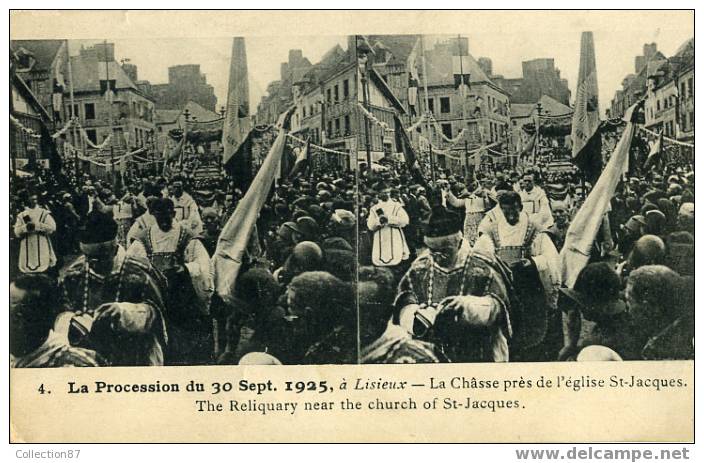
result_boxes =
[122,63,138,83]
[478,57,493,76]
[643,43,657,59]
[94,42,115,62]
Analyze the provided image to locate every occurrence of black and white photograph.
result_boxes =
[9,11,694,371]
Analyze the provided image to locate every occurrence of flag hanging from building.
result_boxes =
[452,56,471,91]
[407,38,421,116]
[571,31,602,183]
[288,139,310,179]
[394,114,426,185]
[560,101,641,288]
[222,37,252,167]
[213,110,293,304]
[643,131,664,170]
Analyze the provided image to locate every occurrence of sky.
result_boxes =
[67,11,693,117]
[69,36,347,115]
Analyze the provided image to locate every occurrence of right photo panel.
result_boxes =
[356,32,694,364]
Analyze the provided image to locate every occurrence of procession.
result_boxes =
[9,31,694,368]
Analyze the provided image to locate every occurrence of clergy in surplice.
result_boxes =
[127,197,213,365]
[367,183,410,268]
[14,193,57,274]
[474,191,562,361]
[518,173,554,228]
[445,177,494,247]
[168,175,203,236]
[393,206,513,363]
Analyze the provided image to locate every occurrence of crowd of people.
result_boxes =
[9,138,695,367]
[358,153,694,363]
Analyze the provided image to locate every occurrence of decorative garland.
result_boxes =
[77,125,113,150]
[51,117,77,139]
[639,126,694,148]
[9,115,42,139]
[405,113,426,133]
[286,133,348,156]
[428,114,467,144]
[64,142,147,167]
[357,103,392,133]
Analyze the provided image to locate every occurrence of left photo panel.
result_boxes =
[10,35,361,367]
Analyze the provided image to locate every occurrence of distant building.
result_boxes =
[511,94,573,157]
[10,70,54,170]
[644,39,694,141]
[10,39,69,123]
[367,34,422,118]
[257,48,315,125]
[151,64,218,112]
[609,43,667,119]
[67,42,156,159]
[155,100,223,154]
[493,58,571,106]
[418,38,511,169]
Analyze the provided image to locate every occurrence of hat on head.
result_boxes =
[79,211,118,244]
[296,216,319,238]
[238,352,282,365]
[424,206,462,238]
[577,345,623,362]
[331,209,356,229]
[678,202,694,219]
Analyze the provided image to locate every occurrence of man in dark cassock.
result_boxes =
[393,206,513,362]
[58,211,168,366]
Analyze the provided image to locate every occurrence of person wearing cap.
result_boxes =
[626,265,692,360]
[367,183,410,268]
[127,198,213,364]
[677,202,694,234]
[168,176,203,235]
[58,210,168,366]
[394,206,513,362]
[13,193,57,275]
[617,214,646,257]
[559,262,632,361]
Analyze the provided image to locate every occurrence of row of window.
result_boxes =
[326,114,352,139]
[325,79,351,105]
[660,111,695,137]
[66,101,153,122]
[426,96,452,115]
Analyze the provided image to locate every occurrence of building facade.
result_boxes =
[643,39,694,141]
[493,58,571,106]
[11,39,69,124]
[609,43,667,119]
[67,43,156,160]
[151,64,218,112]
